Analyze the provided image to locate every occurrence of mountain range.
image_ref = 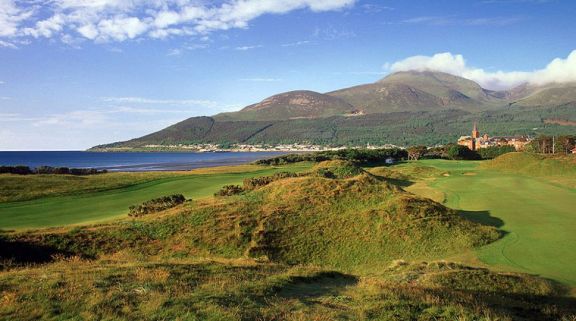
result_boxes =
[92,71,576,149]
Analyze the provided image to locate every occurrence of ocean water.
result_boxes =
[0,151,287,172]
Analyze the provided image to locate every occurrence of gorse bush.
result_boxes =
[478,145,516,159]
[243,172,300,190]
[214,185,244,196]
[0,165,107,175]
[255,148,408,166]
[128,194,187,217]
[312,160,366,179]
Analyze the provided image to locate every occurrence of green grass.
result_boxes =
[0,163,312,230]
[397,157,576,286]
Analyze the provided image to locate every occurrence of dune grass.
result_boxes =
[1,158,575,320]
[396,157,576,286]
[0,163,312,230]
[2,257,574,321]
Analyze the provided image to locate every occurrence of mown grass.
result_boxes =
[389,156,576,286]
[0,163,312,230]
[0,164,291,203]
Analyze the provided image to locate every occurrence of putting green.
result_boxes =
[405,160,576,286]
[0,164,311,230]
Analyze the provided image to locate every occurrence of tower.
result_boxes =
[472,122,480,139]
[471,122,480,151]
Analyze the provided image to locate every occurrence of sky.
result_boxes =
[0,0,575,150]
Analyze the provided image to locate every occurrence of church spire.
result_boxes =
[472,122,480,139]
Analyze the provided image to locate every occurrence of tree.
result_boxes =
[446,144,480,160]
[407,145,428,161]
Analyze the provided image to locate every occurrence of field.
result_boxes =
[0,163,312,230]
[1,154,575,320]
[396,156,576,286]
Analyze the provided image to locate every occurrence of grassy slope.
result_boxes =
[2,258,572,321]
[0,163,312,230]
[1,160,575,320]
[398,156,576,286]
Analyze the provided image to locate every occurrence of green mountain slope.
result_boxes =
[91,71,576,149]
[214,90,356,121]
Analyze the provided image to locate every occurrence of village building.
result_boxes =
[457,123,531,151]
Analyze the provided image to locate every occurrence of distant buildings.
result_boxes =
[457,123,531,151]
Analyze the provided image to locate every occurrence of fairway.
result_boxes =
[0,163,311,230]
[403,160,576,286]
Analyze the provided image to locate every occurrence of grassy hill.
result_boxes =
[1,157,576,319]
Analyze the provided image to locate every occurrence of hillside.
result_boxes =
[2,160,575,320]
[328,71,503,114]
[91,71,576,150]
[214,90,356,121]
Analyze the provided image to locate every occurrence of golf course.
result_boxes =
[399,156,576,286]
[0,163,312,230]
[1,153,575,287]
[1,152,576,320]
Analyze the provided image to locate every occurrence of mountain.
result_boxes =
[214,90,357,121]
[512,83,576,107]
[329,71,503,114]
[91,71,576,149]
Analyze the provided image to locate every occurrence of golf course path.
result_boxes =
[414,160,576,286]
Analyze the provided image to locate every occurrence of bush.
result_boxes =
[255,148,408,166]
[214,185,244,196]
[128,194,187,217]
[0,165,106,175]
[243,172,300,190]
[478,145,516,159]
[0,166,33,175]
[446,145,480,160]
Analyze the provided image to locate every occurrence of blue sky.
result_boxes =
[0,0,575,150]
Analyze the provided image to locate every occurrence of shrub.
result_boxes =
[0,166,106,175]
[215,185,244,196]
[446,144,480,160]
[478,145,516,159]
[128,194,187,217]
[255,148,408,166]
[243,172,300,190]
[0,166,33,175]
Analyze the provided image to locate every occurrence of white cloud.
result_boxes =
[0,80,5,85]
[235,44,263,51]
[0,0,357,45]
[0,40,17,48]
[389,50,576,90]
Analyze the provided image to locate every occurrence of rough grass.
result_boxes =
[0,258,574,321]
[2,165,498,273]
[1,157,575,320]
[481,152,576,178]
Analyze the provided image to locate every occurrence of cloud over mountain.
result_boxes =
[390,50,576,90]
[0,0,356,45]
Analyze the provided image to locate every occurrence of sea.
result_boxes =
[0,151,288,172]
